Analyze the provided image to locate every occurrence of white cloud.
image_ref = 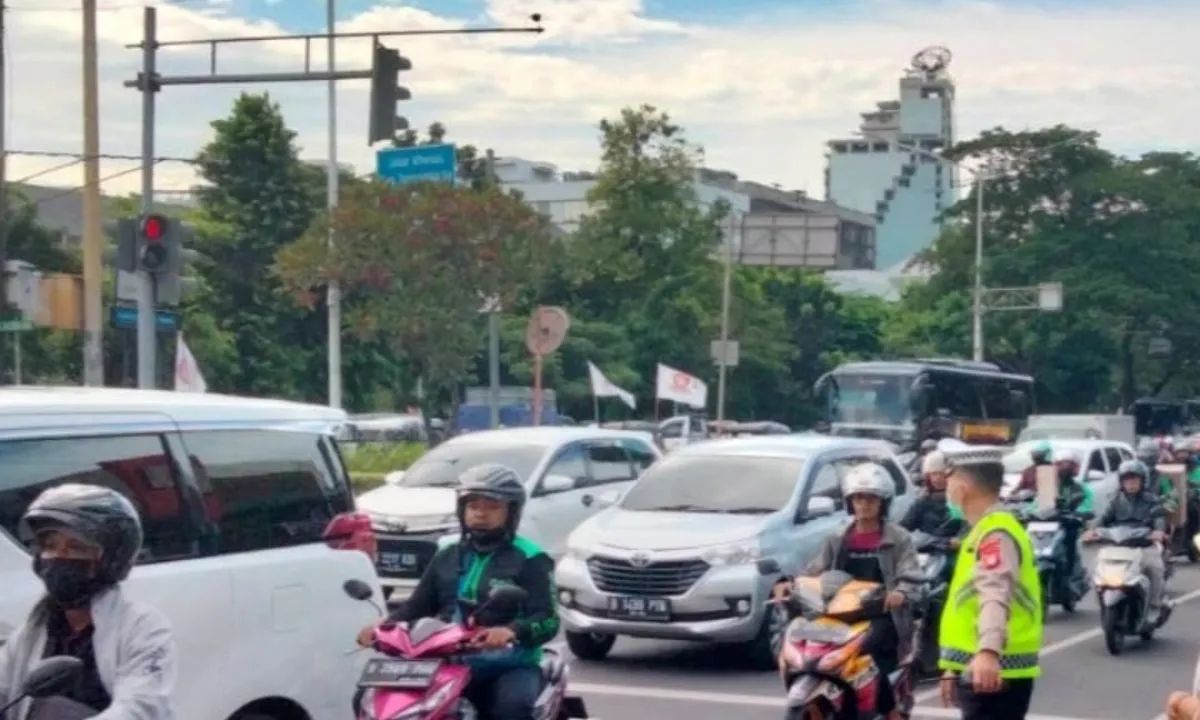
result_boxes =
[5,0,1199,201]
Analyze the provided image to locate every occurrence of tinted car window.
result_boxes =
[398,442,547,488]
[585,443,636,486]
[621,454,805,514]
[1104,447,1123,470]
[0,434,195,563]
[1088,450,1107,474]
[541,444,589,491]
[618,438,658,471]
[808,463,843,506]
[182,430,350,555]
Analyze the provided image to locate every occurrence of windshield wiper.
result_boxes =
[723,507,777,514]
[634,504,725,513]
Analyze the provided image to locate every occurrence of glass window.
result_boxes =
[981,381,1014,420]
[933,373,982,418]
[1087,451,1107,474]
[1104,447,1123,470]
[540,444,589,492]
[0,434,195,563]
[182,430,351,555]
[660,421,684,439]
[621,454,805,514]
[831,373,914,427]
[397,442,547,488]
[618,439,658,471]
[585,443,636,486]
[808,463,843,506]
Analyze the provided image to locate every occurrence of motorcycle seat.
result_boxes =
[540,648,567,684]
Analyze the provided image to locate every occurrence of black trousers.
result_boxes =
[958,679,1035,720]
[861,616,899,715]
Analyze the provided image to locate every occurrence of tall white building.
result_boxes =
[825,47,958,270]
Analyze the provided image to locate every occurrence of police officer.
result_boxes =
[939,448,1043,720]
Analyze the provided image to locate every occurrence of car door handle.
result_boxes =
[581,494,594,507]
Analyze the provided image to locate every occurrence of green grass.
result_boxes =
[344,442,426,495]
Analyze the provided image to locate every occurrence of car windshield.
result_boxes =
[830,373,914,427]
[397,442,547,488]
[620,454,804,513]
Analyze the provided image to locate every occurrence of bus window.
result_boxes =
[831,374,913,427]
[982,381,1015,420]
[933,372,982,419]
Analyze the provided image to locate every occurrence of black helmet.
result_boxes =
[456,464,526,547]
[22,484,143,585]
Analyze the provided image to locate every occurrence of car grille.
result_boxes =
[587,555,709,596]
[375,536,440,579]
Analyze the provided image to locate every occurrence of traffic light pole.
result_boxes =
[137,7,158,389]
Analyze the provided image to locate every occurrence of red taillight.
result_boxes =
[324,512,378,563]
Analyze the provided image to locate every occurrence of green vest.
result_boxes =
[938,510,1043,678]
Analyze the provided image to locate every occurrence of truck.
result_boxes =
[1016,414,1135,447]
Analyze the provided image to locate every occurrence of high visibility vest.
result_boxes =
[938,510,1043,679]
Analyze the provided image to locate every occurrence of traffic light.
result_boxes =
[368,44,412,145]
[139,213,169,273]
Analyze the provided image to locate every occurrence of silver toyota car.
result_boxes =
[555,434,915,668]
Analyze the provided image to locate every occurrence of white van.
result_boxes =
[0,387,381,720]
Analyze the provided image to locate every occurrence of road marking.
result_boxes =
[912,585,1200,705]
[913,710,1109,720]
[572,682,782,707]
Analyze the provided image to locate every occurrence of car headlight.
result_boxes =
[565,536,592,562]
[367,512,456,534]
[701,541,763,566]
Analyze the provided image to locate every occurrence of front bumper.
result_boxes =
[555,551,773,643]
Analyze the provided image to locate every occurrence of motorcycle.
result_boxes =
[776,570,925,720]
[1020,507,1089,614]
[1087,526,1172,655]
[343,579,589,720]
[908,530,953,679]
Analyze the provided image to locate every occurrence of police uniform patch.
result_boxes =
[979,535,1002,570]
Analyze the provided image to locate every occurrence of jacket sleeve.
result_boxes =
[1149,498,1168,533]
[804,532,838,577]
[0,622,16,711]
[389,547,453,623]
[508,553,559,649]
[1099,496,1117,527]
[898,499,922,532]
[93,606,177,720]
[1077,484,1095,515]
[891,529,921,599]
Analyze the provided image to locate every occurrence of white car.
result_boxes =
[1004,438,1136,518]
[0,387,381,720]
[355,427,662,598]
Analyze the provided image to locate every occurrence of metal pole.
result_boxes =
[716,212,734,423]
[488,309,500,429]
[82,0,104,386]
[0,0,7,324]
[971,172,985,362]
[485,149,500,429]
[13,331,20,385]
[326,0,342,408]
[136,7,157,389]
[532,354,543,427]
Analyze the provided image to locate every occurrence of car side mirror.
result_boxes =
[22,656,84,699]
[801,496,837,521]
[540,474,576,494]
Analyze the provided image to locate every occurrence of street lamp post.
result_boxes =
[972,172,985,361]
[715,211,736,424]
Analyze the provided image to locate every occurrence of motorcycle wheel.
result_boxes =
[1040,571,1051,614]
[784,700,835,720]
[1188,538,1199,564]
[1060,574,1076,614]
[1102,607,1125,656]
[457,698,480,720]
[565,631,616,661]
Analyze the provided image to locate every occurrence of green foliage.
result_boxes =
[343,442,427,473]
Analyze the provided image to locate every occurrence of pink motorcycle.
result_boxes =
[344,580,589,720]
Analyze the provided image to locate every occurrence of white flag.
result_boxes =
[656,363,707,409]
[587,361,636,409]
[174,333,208,393]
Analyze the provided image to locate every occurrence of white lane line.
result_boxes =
[912,585,1200,705]
[913,710,1109,720]
[571,682,781,708]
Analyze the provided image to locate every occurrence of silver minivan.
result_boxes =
[555,435,914,668]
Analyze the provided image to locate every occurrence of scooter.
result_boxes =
[0,656,85,719]
[1088,526,1172,655]
[344,579,589,720]
[908,530,952,679]
[776,569,925,720]
[1021,508,1089,614]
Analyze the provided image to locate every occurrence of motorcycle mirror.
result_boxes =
[343,579,375,602]
[21,656,83,699]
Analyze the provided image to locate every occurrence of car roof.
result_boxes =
[0,386,345,428]
[672,433,894,460]
[444,426,658,448]
[1016,438,1128,450]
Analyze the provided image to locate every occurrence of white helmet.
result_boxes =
[841,463,895,501]
[921,450,948,476]
[1053,448,1081,466]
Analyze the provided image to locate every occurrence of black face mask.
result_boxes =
[466,526,508,553]
[36,558,102,608]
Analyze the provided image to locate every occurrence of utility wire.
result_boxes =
[13,158,83,184]
[7,149,195,164]
[28,161,160,207]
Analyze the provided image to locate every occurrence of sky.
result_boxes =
[5,0,1200,199]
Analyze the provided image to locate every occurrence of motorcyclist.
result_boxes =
[1084,460,1169,618]
[1139,438,1177,510]
[1040,449,1094,591]
[901,450,966,542]
[0,484,177,720]
[1015,440,1054,495]
[777,463,918,720]
[910,438,939,480]
[356,464,558,720]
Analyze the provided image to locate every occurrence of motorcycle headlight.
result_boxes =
[701,541,763,566]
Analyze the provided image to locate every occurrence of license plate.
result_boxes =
[358,659,441,689]
[378,551,420,572]
[608,596,671,621]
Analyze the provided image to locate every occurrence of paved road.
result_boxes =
[562,550,1200,720]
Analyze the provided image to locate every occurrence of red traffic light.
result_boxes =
[140,214,167,242]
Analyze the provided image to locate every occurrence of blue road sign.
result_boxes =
[110,305,180,333]
[376,144,457,185]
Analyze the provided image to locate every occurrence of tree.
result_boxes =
[190,93,326,400]
[275,180,555,403]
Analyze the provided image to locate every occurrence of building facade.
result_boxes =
[825,47,958,270]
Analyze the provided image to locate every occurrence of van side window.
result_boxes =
[0,434,196,563]
[182,430,351,555]
[618,438,658,471]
